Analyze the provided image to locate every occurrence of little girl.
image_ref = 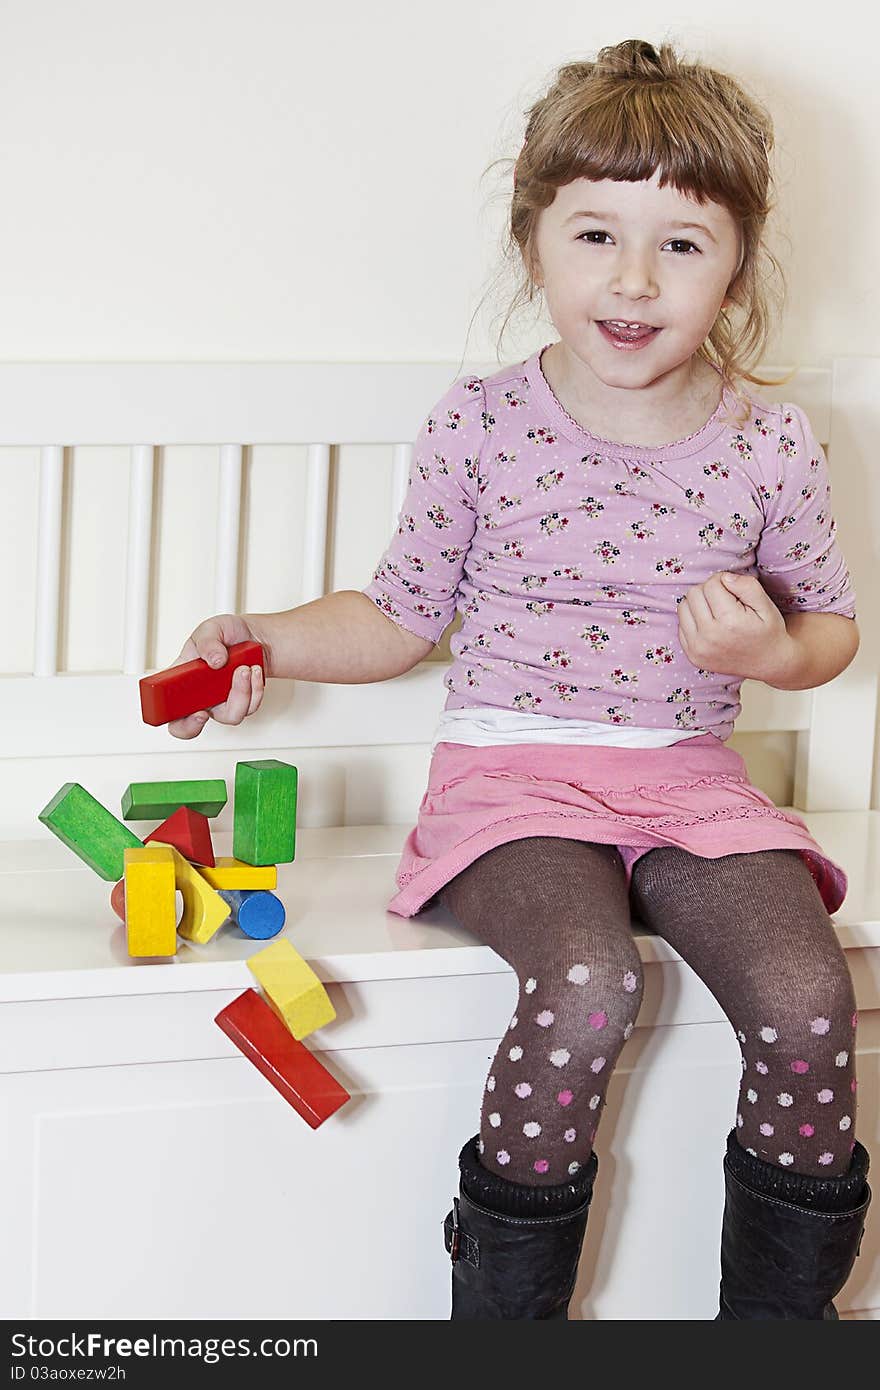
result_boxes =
[170,38,871,1320]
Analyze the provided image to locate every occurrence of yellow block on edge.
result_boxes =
[247,938,336,1040]
[123,845,178,957]
[198,857,277,891]
[150,841,231,944]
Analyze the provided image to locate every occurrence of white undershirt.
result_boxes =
[431,706,710,753]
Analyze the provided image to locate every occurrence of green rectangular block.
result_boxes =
[233,760,298,867]
[39,783,143,881]
[121,779,228,821]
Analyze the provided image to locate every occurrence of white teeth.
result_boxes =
[606,320,651,328]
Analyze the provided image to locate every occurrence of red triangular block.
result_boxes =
[145,805,216,867]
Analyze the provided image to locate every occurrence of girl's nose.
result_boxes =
[610,253,659,300]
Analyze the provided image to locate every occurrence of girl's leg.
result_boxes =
[437,835,643,1187]
[629,846,858,1178]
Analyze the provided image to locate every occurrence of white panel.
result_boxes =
[153,445,218,670]
[122,445,154,675]
[241,445,309,614]
[64,447,130,673]
[1,1040,492,1320]
[214,444,243,613]
[793,663,878,810]
[302,444,331,602]
[0,447,40,674]
[0,362,496,446]
[33,446,64,677]
[332,441,393,596]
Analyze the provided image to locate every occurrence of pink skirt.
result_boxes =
[387,733,848,919]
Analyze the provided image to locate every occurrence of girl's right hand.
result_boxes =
[167,614,266,740]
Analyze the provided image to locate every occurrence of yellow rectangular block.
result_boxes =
[150,840,231,944]
[198,857,277,891]
[123,845,178,957]
[246,938,336,1040]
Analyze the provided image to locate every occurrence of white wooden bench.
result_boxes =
[1,359,878,1320]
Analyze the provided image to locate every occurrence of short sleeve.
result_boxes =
[754,402,856,620]
[360,373,487,644]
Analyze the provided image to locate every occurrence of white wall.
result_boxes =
[0,0,875,363]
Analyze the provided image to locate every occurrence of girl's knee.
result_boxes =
[510,952,644,1064]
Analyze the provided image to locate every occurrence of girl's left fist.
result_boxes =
[678,569,793,681]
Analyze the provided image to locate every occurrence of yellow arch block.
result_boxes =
[247,938,336,1040]
[150,840,231,944]
[123,845,178,957]
[198,857,277,891]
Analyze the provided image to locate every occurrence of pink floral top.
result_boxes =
[362,342,856,743]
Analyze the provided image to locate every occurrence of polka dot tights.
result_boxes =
[437,837,858,1187]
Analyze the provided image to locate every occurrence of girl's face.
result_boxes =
[531,169,742,397]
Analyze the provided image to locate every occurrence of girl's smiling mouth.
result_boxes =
[597,320,662,349]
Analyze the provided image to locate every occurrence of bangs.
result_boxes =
[552,83,757,214]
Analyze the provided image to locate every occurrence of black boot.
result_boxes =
[442,1134,599,1319]
[716,1129,872,1319]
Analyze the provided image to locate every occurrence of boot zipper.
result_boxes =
[450,1197,461,1263]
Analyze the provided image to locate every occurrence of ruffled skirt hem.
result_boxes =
[385,736,848,919]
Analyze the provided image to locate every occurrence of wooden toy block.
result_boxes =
[217,889,286,940]
[149,840,230,944]
[38,783,143,881]
[247,937,335,1040]
[139,640,264,726]
[123,845,178,957]
[214,989,349,1128]
[233,759,297,866]
[198,857,277,891]
[145,805,215,867]
[110,877,126,922]
[121,779,227,821]
[112,873,183,929]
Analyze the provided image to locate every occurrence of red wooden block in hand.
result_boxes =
[145,805,216,867]
[214,989,350,1128]
[139,640,265,727]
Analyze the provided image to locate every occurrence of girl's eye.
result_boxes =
[576,231,700,255]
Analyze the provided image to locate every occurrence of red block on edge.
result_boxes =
[139,640,264,727]
[214,989,350,1128]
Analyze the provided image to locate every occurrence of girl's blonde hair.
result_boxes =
[478,38,794,424]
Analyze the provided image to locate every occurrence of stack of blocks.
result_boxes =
[38,760,350,1127]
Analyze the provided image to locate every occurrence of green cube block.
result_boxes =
[121,779,228,821]
[233,760,298,866]
[39,783,143,881]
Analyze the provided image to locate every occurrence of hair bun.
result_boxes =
[593,38,674,80]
